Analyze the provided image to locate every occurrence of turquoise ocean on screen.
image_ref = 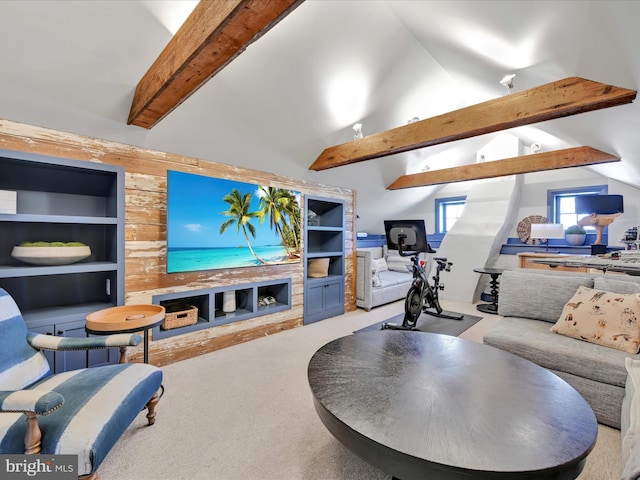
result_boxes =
[167,245,295,273]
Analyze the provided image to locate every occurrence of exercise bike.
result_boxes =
[382,234,462,331]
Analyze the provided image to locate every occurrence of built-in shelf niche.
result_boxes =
[308,200,343,228]
[214,287,253,318]
[257,282,289,313]
[307,230,343,255]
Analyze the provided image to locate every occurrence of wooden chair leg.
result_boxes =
[79,472,99,480]
[118,346,128,364]
[145,392,160,426]
[24,413,42,454]
[25,414,101,480]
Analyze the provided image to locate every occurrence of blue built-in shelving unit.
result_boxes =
[305,196,345,324]
[0,148,125,372]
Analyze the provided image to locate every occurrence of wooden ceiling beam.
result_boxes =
[310,77,636,171]
[128,0,304,129]
[387,146,619,190]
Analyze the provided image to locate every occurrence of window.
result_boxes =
[548,185,607,231]
[435,196,466,233]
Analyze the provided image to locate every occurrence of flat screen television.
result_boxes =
[167,170,301,273]
[384,219,429,254]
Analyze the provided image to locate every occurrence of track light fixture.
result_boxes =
[353,123,363,140]
[500,74,516,95]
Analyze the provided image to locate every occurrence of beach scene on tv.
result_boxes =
[167,170,301,273]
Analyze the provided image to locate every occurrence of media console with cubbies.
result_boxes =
[151,278,292,339]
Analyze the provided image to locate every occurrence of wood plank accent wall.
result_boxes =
[0,118,356,366]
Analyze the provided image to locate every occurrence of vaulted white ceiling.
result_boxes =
[0,1,638,232]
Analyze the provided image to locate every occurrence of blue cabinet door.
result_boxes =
[324,281,344,312]
[305,283,327,323]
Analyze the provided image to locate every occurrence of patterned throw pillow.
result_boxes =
[551,285,640,354]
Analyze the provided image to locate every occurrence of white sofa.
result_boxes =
[356,246,431,311]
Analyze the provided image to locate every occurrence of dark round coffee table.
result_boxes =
[308,331,597,480]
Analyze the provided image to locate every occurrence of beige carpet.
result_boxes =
[98,300,622,480]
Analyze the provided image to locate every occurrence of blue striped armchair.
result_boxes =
[0,288,163,479]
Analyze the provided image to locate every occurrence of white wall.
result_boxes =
[437,175,522,302]
[435,134,523,302]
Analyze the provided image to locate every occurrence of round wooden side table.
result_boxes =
[86,305,165,364]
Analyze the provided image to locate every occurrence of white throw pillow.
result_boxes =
[372,257,388,273]
[386,250,412,273]
[371,257,387,287]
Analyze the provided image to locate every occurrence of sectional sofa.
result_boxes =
[483,268,640,429]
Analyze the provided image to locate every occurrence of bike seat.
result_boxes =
[434,257,447,262]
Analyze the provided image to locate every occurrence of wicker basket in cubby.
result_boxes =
[161,302,198,330]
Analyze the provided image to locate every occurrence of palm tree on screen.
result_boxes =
[280,189,301,255]
[219,188,266,264]
[258,186,298,258]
